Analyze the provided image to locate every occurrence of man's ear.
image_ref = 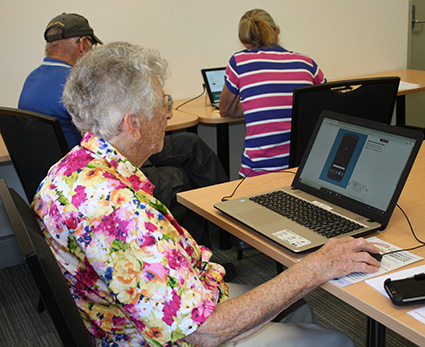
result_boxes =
[78,36,92,55]
[122,113,143,139]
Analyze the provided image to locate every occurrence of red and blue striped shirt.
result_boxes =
[225,44,325,177]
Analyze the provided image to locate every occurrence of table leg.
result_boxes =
[187,125,198,134]
[396,95,406,126]
[216,123,230,177]
[215,123,233,249]
[218,231,232,250]
[366,317,386,347]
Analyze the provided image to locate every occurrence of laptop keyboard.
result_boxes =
[249,190,363,238]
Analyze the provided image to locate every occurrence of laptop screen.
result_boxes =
[293,111,423,227]
[201,67,226,105]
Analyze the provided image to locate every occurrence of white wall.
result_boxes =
[0,0,409,106]
[0,0,410,179]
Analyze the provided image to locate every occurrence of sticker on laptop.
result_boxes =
[312,201,333,210]
[272,230,311,248]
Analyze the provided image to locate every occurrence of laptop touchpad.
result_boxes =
[237,209,282,226]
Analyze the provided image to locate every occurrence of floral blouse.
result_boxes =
[32,132,228,346]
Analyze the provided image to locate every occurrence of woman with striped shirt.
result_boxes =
[220,8,326,177]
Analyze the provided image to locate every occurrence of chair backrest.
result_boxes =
[0,179,93,346]
[289,77,400,168]
[0,107,69,201]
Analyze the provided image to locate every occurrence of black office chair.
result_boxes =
[289,77,400,168]
[0,107,69,201]
[0,179,93,346]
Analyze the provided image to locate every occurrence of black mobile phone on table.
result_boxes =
[384,273,425,306]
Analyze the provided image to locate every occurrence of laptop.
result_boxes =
[214,110,424,253]
[201,67,226,108]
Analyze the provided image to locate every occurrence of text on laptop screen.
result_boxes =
[298,117,417,214]
[205,69,225,103]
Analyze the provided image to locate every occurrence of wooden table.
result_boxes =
[175,97,244,176]
[177,145,425,347]
[341,69,425,96]
[166,109,199,132]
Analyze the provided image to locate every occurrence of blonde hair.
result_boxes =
[238,9,279,49]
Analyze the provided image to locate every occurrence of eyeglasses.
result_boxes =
[163,94,173,113]
[75,36,97,48]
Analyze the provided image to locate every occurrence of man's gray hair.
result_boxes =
[45,27,78,57]
[62,41,169,141]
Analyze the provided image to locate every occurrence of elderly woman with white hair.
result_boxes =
[32,41,380,346]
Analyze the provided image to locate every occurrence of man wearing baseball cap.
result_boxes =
[19,13,101,147]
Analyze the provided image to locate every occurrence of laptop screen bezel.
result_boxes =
[291,110,423,229]
[201,67,226,106]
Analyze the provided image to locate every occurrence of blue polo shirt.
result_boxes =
[18,57,82,148]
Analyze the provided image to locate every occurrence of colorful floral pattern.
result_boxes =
[32,133,228,346]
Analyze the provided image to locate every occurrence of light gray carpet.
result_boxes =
[0,264,61,346]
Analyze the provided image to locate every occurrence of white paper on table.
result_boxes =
[330,236,423,287]
[366,264,425,325]
[408,306,425,324]
[399,80,421,91]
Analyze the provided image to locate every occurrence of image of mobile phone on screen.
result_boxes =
[327,133,359,182]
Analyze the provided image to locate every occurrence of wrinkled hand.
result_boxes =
[301,237,381,284]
